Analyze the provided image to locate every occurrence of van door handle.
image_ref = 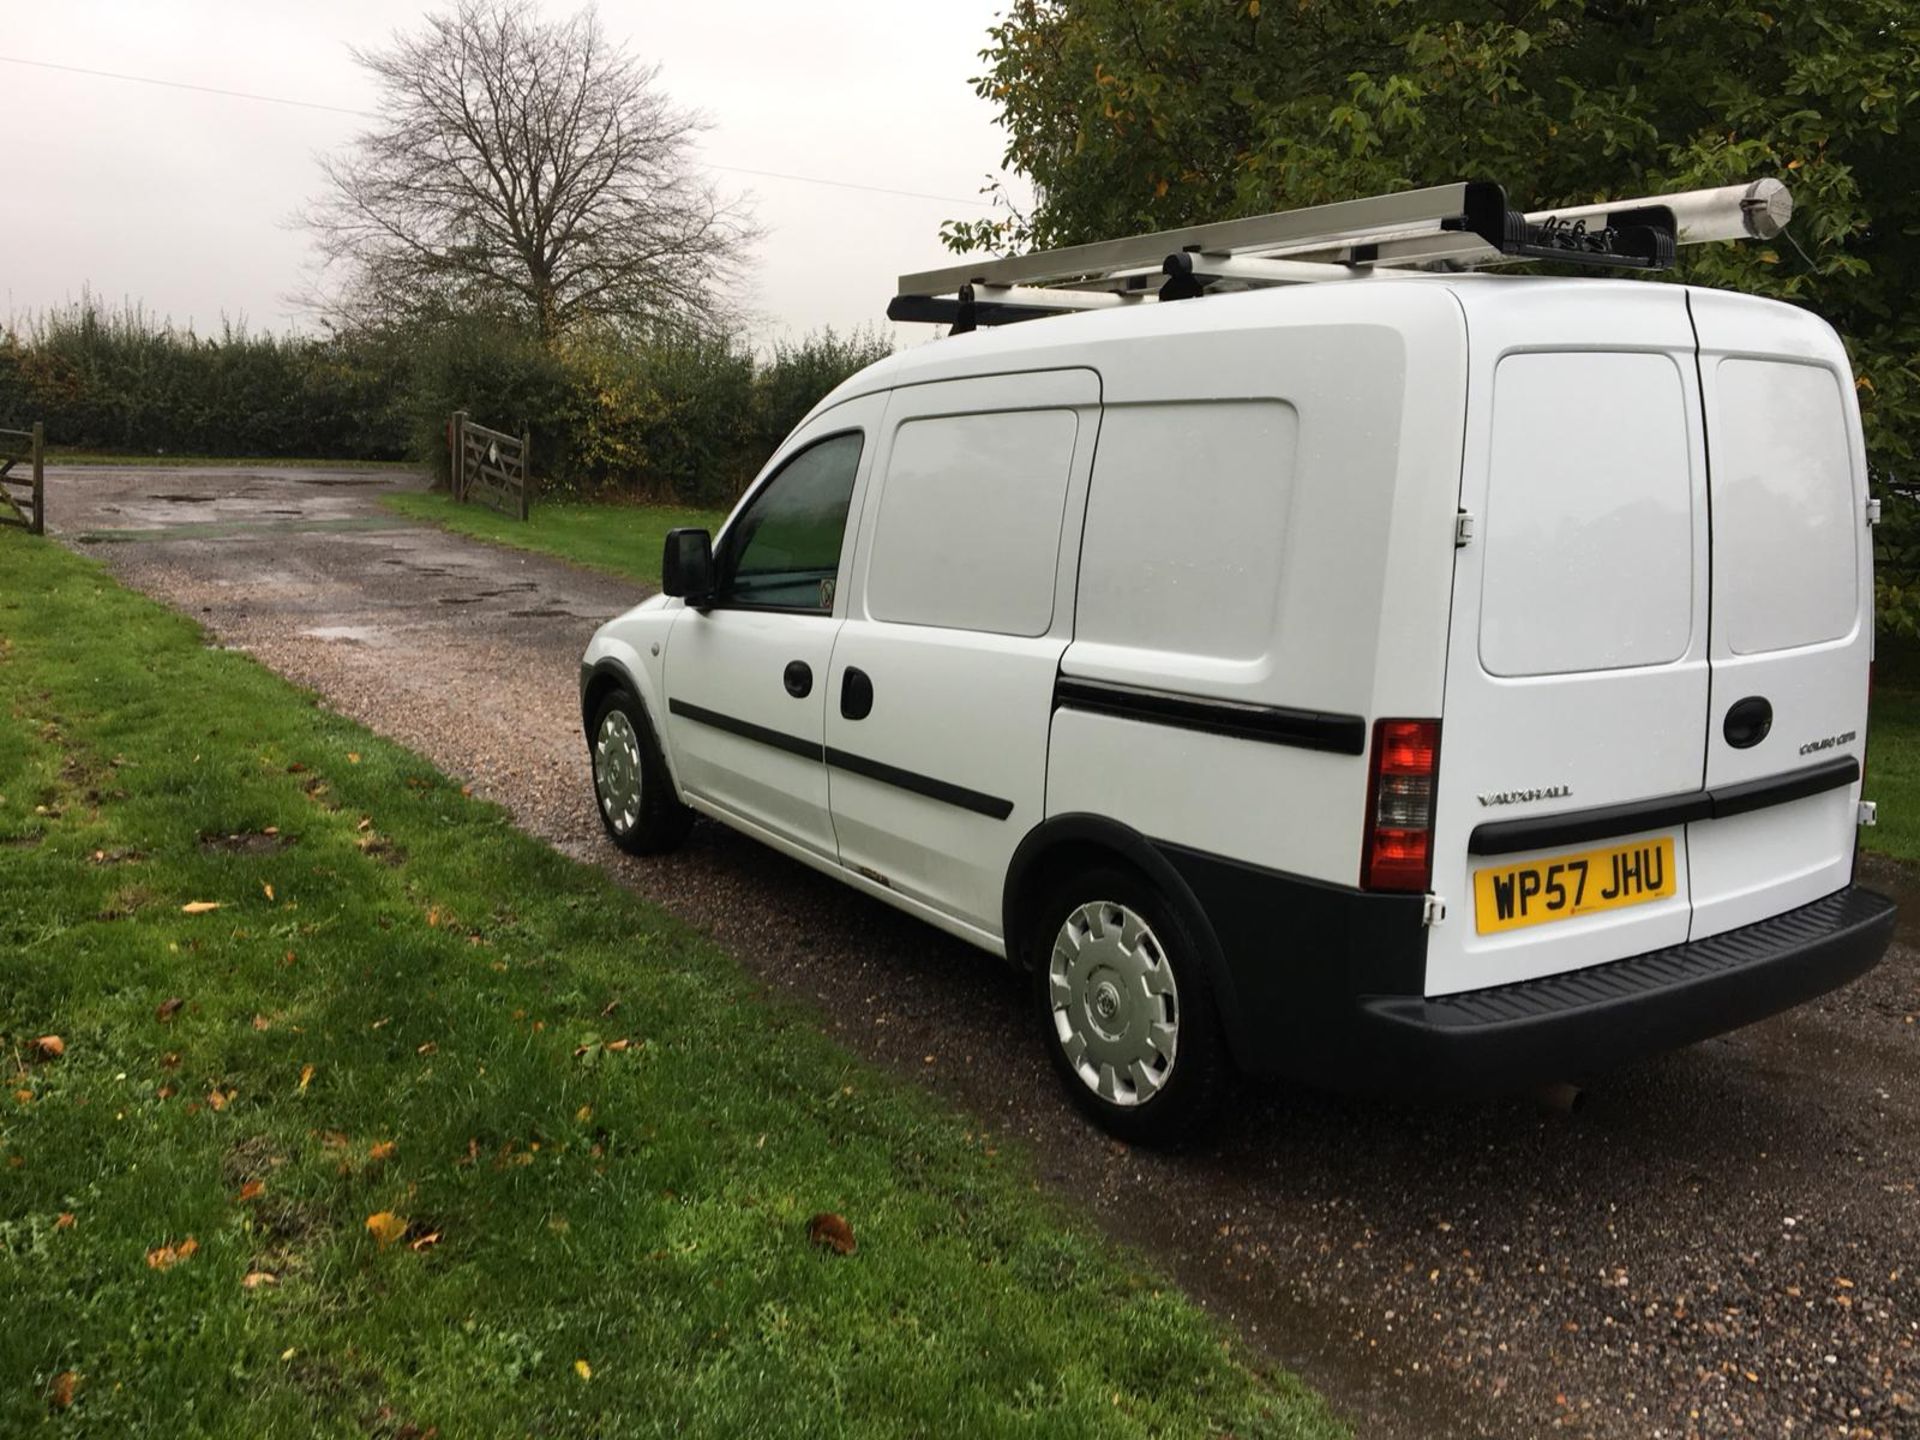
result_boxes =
[783,660,812,699]
[1724,695,1773,750]
[840,667,874,721]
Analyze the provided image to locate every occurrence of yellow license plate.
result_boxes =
[1473,836,1676,935]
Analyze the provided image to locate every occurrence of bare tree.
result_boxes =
[302,1,754,340]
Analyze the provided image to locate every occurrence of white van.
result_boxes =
[580,181,1895,1142]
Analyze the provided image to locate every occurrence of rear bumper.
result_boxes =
[1350,885,1894,1090]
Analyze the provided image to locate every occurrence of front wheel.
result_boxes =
[1031,865,1228,1146]
[590,691,693,855]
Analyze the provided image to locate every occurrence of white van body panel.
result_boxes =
[829,369,1100,935]
[1685,288,1870,939]
[1045,283,1467,882]
[1427,280,1711,995]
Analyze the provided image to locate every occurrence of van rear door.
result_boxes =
[1683,289,1871,940]
[1426,284,1711,995]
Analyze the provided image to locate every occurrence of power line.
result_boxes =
[0,53,994,208]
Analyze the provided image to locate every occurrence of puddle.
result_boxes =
[263,509,305,517]
[300,625,384,644]
[148,494,216,504]
[437,596,481,606]
[303,477,391,488]
[509,608,577,619]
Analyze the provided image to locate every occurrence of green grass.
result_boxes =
[46,452,416,470]
[1864,640,1920,865]
[0,534,1341,1438]
[382,492,729,586]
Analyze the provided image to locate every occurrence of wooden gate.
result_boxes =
[0,423,44,535]
[450,412,532,520]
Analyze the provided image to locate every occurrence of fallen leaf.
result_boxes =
[242,1270,278,1289]
[366,1211,407,1247]
[263,826,279,836]
[605,1038,632,1053]
[574,1359,592,1382]
[14,1089,33,1106]
[207,1089,231,1111]
[181,901,222,915]
[56,1212,75,1229]
[347,752,361,764]
[415,1041,437,1056]
[34,1035,64,1060]
[426,908,440,928]
[807,1212,856,1256]
[49,1370,80,1409]
[235,1179,265,1203]
[409,1231,441,1252]
[146,1236,199,1270]
[298,1064,314,1093]
[252,1014,270,1032]
[263,882,275,902]
[368,1140,397,1162]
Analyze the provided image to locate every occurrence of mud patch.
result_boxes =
[199,830,292,856]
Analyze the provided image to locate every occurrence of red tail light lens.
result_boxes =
[1362,719,1440,892]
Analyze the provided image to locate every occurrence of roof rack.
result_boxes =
[891,178,1792,331]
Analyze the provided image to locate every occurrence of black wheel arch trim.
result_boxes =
[581,657,650,741]
[1002,813,1247,1051]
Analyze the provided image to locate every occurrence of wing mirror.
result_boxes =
[661,528,715,603]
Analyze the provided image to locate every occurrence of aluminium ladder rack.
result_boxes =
[891,177,1792,331]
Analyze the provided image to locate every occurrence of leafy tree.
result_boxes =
[303,0,755,344]
[952,0,1920,628]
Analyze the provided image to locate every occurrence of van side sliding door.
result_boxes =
[824,369,1102,948]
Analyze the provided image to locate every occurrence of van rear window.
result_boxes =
[1479,352,1695,678]
[1710,359,1858,655]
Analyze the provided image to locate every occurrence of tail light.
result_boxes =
[1362,719,1440,892]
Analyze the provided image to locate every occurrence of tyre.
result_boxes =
[1030,864,1229,1146]
[589,690,694,855]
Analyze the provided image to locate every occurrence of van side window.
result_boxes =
[718,431,864,613]
[866,409,1078,636]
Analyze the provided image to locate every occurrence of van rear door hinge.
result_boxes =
[1867,497,1883,527]
[1422,893,1448,926]
[1454,511,1476,547]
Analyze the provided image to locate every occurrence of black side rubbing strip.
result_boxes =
[1054,677,1367,756]
[667,698,823,762]
[825,747,1014,821]
[1470,755,1861,856]
[1710,755,1861,820]
[668,698,1013,820]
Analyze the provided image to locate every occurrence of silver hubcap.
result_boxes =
[1047,900,1179,1107]
[594,710,643,834]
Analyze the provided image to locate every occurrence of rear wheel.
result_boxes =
[1031,864,1228,1145]
[590,691,693,855]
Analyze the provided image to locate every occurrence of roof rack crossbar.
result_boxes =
[894,178,1791,328]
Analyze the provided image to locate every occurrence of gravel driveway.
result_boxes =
[43,465,1920,1439]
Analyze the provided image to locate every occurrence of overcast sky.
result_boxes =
[2,0,1025,344]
